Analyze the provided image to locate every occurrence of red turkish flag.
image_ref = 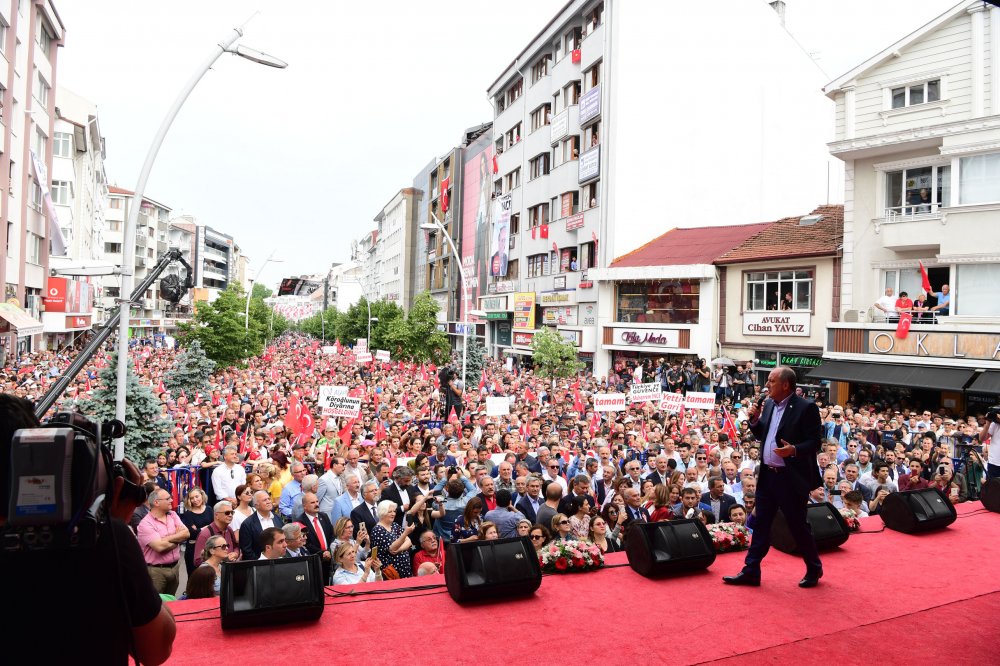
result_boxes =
[440,178,450,213]
[552,241,558,253]
[919,261,932,294]
[573,388,584,413]
[338,418,355,447]
[722,407,740,444]
[895,312,912,339]
[492,154,498,174]
[679,406,688,435]
[540,224,549,239]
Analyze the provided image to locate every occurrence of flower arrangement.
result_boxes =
[705,522,751,553]
[538,539,605,573]
[838,508,861,531]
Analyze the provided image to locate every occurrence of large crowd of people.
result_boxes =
[2,333,997,602]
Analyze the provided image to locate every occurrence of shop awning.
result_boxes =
[805,360,976,392]
[0,303,44,337]
[967,371,1000,395]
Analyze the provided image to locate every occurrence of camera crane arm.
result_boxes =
[33,249,194,419]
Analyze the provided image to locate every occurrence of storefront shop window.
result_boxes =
[745,270,812,311]
[616,280,699,324]
[955,263,1000,316]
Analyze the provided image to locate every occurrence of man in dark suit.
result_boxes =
[239,490,284,561]
[297,491,334,581]
[380,467,426,527]
[514,476,543,523]
[621,487,650,532]
[724,367,823,588]
[700,477,737,524]
[557,474,597,516]
[350,480,381,535]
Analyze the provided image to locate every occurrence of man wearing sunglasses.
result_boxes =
[193,500,241,566]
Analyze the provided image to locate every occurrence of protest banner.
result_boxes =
[321,346,337,355]
[321,395,362,418]
[375,350,391,362]
[629,382,662,404]
[355,338,368,352]
[658,392,684,413]
[318,386,349,412]
[684,391,717,410]
[594,393,627,412]
[486,396,510,416]
[355,352,373,364]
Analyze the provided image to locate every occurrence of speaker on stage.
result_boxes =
[981,478,1000,513]
[444,536,541,603]
[220,554,325,630]
[880,488,957,534]
[625,519,716,577]
[772,502,850,554]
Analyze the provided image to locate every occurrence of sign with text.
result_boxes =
[318,386,350,412]
[566,212,585,231]
[539,291,577,306]
[321,395,362,418]
[630,382,662,404]
[486,396,510,416]
[865,331,1000,361]
[481,296,508,311]
[542,306,578,326]
[742,312,810,337]
[612,327,681,349]
[355,352,373,364]
[594,393,627,412]
[513,291,536,330]
[375,350,391,362]
[550,110,568,143]
[355,338,368,352]
[322,346,338,355]
[579,84,601,124]
[578,145,600,183]
[658,392,684,413]
[683,391,717,410]
[513,331,535,347]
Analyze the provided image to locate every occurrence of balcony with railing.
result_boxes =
[876,203,947,250]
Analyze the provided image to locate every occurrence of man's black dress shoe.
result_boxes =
[799,569,823,588]
[722,571,761,586]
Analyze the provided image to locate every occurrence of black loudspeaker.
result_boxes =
[982,478,1000,513]
[444,536,542,603]
[880,488,957,534]
[220,554,325,630]
[625,519,716,577]
[772,502,850,554]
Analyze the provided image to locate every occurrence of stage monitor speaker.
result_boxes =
[444,536,541,603]
[772,501,850,554]
[981,478,1000,513]
[625,519,716,577]
[880,488,957,534]
[220,554,325,630]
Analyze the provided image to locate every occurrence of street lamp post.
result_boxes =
[113,25,286,460]
[245,249,282,330]
[421,212,473,384]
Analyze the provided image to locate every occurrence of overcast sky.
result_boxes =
[55,0,958,287]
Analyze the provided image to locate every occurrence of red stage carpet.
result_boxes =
[167,503,999,665]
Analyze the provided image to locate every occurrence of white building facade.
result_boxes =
[816,0,1000,410]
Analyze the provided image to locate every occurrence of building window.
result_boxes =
[27,232,41,264]
[745,270,812,311]
[559,136,580,164]
[34,128,46,160]
[29,180,42,210]
[504,167,520,192]
[956,263,1000,316]
[104,242,122,254]
[528,253,548,278]
[505,123,522,149]
[579,241,596,271]
[559,191,579,218]
[529,153,550,180]
[507,258,519,280]
[959,153,1000,205]
[493,179,502,198]
[563,80,581,107]
[109,198,123,210]
[35,71,49,107]
[53,132,72,157]
[563,26,582,55]
[885,165,949,216]
[51,180,71,205]
[36,19,52,56]
[531,55,551,83]
[509,213,520,236]
[530,104,551,132]
[617,279,700,324]
[584,181,599,209]
[891,79,940,109]
[586,3,604,35]
[528,203,549,228]
[585,122,600,148]
[585,63,601,91]
[557,247,578,272]
[506,78,523,106]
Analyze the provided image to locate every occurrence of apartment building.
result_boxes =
[0,1,65,357]
[374,187,420,311]
[814,0,1000,410]
[486,0,838,375]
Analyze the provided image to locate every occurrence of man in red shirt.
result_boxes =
[895,291,913,314]
[898,459,930,490]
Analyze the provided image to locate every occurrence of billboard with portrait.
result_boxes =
[490,194,511,278]
[461,132,494,321]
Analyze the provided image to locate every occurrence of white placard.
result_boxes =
[375,350,391,362]
[594,393,627,412]
[486,396,510,416]
[321,395,362,418]
[322,346,337,355]
[629,382,662,404]
[355,338,368,351]
[684,391,717,410]
[318,385,349,407]
[355,352,373,364]
[658,392,684,413]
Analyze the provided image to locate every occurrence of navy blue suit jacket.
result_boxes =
[750,394,823,495]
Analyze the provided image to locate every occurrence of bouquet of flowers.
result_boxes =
[705,522,751,553]
[838,508,861,531]
[538,539,605,573]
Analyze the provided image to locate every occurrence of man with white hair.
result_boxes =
[644,455,672,486]
[193,500,241,566]
[210,445,246,505]
[239,491,283,560]
[282,523,309,557]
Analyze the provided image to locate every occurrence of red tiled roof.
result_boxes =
[611,223,772,268]
[715,205,844,264]
[108,185,133,195]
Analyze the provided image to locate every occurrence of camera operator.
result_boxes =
[441,366,464,419]
[980,407,1000,481]
[0,394,176,665]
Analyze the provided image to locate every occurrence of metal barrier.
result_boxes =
[163,461,321,511]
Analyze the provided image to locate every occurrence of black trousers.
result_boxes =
[743,466,821,574]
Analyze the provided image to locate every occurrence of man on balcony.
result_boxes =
[930,284,951,318]
[873,287,898,322]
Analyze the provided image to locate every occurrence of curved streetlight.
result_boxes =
[245,251,283,329]
[113,25,286,460]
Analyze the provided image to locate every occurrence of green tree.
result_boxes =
[463,336,488,387]
[334,297,405,351]
[164,339,216,397]
[76,353,172,462]
[178,285,260,367]
[298,308,339,341]
[531,326,583,379]
[403,292,451,364]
